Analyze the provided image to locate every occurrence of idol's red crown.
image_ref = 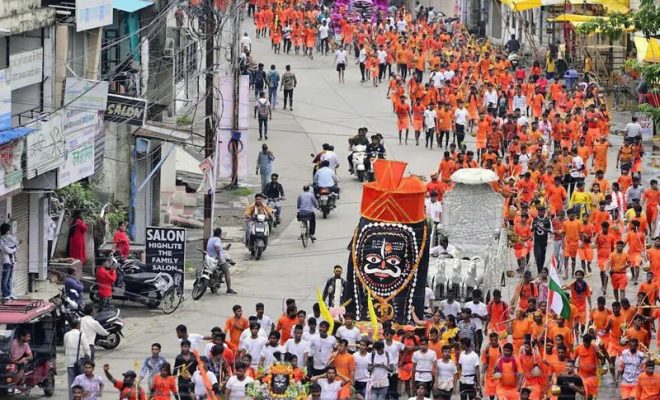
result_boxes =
[360,159,426,224]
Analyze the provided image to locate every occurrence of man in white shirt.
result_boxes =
[335,313,362,352]
[240,32,252,53]
[569,148,586,195]
[192,357,218,398]
[318,20,330,55]
[256,303,274,335]
[176,324,206,356]
[454,101,469,146]
[384,329,404,397]
[625,116,643,142]
[412,338,437,393]
[424,287,436,313]
[225,361,254,400]
[334,45,347,83]
[64,319,91,398]
[512,89,527,116]
[377,45,388,82]
[457,337,481,399]
[320,145,340,171]
[285,325,310,367]
[483,84,498,113]
[433,346,457,396]
[423,103,437,149]
[309,321,337,376]
[396,16,407,32]
[239,323,268,367]
[466,289,488,352]
[81,305,108,361]
[425,191,443,223]
[358,44,368,82]
[430,236,459,259]
[430,67,444,88]
[259,331,285,373]
[438,293,462,319]
[311,366,349,400]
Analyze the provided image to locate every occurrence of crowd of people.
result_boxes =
[55,0,660,399]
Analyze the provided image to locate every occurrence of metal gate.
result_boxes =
[12,193,30,296]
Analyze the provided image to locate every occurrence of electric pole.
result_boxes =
[230,0,241,187]
[203,0,216,245]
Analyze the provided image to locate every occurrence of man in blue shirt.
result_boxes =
[313,160,339,195]
[297,185,319,241]
[207,228,237,294]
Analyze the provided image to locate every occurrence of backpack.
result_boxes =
[257,99,269,118]
[254,71,266,88]
[268,71,280,88]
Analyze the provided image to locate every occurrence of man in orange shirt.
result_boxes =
[638,271,658,305]
[636,360,660,400]
[625,220,646,285]
[438,151,455,182]
[626,315,650,348]
[547,176,568,215]
[608,241,631,302]
[396,95,412,144]
[642,179,659,235]
[596,221,616,294]
[510,309,532,355]
[225,304,250,350]
[275,305,298,344]
[605,301,627,376]
[563,210,583,279]
[648,237,660,285]
[573,334,604,399]
[481,332,502,399]
[568,270,592,329]
[330,339,355,400]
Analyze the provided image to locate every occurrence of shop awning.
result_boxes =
[0,127,35,146]
[548,14,635,33]
[633,35,660,63]
[113,0,154,13]
[504,0,628,13]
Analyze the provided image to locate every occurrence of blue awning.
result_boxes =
[0,127,35,146]
[113,0,154,13]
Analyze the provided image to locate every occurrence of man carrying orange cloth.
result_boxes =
[567,270,592,330]
[481,332,502,399]
[494,343,522,400]
[625,219,646,285]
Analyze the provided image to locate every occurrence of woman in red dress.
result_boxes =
[67,210,87,264]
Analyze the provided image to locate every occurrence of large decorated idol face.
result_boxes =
[354,222,419,298]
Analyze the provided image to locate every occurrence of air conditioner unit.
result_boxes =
[163,38,175,59]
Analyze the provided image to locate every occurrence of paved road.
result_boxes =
[43,26,653,400]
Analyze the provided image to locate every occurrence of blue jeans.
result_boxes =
[371,387,388,400]
[2,263,12,298]
[268,85,278,107]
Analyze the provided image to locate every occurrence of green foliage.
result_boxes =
[230,187,252,196]
[176,115,193,126]
[106,208,128,232]
[54,183,100,216]
[576,0,660,123]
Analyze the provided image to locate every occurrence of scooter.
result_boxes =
[366,150,383,182]
[192,244,236,300]
[89,256,182,313]
[316,187,338,219]
[267,197,282,227]
[247,214,270,260]
[54,288,125,349]
[351,144,368,182]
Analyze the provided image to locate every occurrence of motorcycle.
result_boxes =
[316,187,338,219]
[351,144,368,182]
[248,214,270,260]
[54,288,125,349]
[192,244,236,300]
[366,150,383,182]
[267,197,282,227]
[89,256,183,314]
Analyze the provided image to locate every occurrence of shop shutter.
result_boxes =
[12,193,30,295]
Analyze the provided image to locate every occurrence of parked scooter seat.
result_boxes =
[122,272,159,282]
[95,309,120,323]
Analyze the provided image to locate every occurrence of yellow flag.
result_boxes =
[367,292,379,341]
[316,288,334,334]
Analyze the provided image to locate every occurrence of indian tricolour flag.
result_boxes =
[548,260,571,319]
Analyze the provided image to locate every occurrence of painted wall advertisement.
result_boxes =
[58,78,108,188]
[9,48,43,90]
[76,0,113,32]
[145,226,186,289]
[637,112,655,141]
[26,113,66,179]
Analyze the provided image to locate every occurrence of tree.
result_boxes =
[576,0,660,123]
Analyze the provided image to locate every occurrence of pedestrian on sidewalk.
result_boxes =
[253,63,267,99]
[254,91,272,140]
[267,65,280,108]
[256,144,275,192]
[281,65,297,111]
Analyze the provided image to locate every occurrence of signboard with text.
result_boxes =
[9,48,43,90]
[638,112,655,141]
[104,94,147,126]
[76,0,113,31]
[145,227,186,290]
[26,113,66,179]
[0,140,24,196]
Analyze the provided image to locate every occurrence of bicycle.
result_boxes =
[299,217,310,248]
